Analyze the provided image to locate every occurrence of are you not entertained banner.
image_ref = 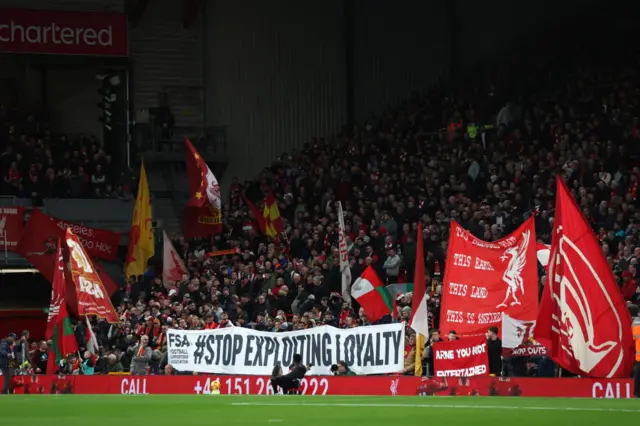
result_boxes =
[167,323,405,376]
[433,336,489,378]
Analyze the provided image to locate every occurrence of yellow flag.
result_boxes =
[415,333,425,376]
[125,161,154,279]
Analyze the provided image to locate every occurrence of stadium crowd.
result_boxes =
[2,26,640,379]
[0,105,133,201]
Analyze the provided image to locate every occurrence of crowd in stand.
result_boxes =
[0,106,133,201]
[3,22,640,378]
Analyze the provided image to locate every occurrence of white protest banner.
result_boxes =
[433,335,489,378]
[167,323,405,376]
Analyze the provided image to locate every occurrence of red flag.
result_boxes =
[350,266,392,322]
[45,241,78,374]
[439,218,538,337]
[45,240,66,340]
[263,192,284,238]
[16,209,119,296]
[410,222,429,334]
[162,230,188,284]
[535,177,634,378]
[183,138,223,238]
[65,227,119,323]
[242,192,266,233]
[410,222,429,376]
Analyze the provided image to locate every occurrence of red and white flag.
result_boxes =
[45,240,66,339]
[163,230,188,285]
[536,242,551,269]
[336,201,352,303]
[535,177,634,378]
[183,137,223,239]
[65,228,119,323]
[85,316,99,355]
[350,266,392,322]
[501,313,547,357]
[439,217,538,337]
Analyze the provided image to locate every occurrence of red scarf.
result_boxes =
[156,332,166,349]
[137,344,145,357]
[151,326,161,339]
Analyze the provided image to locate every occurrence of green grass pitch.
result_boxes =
[1,395,638,425]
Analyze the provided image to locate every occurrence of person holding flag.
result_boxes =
[409,222,430,376]
[45,240,79,377]
[337,201,352,303]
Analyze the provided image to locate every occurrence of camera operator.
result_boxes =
[271,354,308,394]
[0,333,17,394]
[331,360,355,376]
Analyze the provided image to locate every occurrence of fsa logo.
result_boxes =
[78,276,104,298]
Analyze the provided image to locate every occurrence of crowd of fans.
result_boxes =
[0,106,133,201]
[2,21,640,379]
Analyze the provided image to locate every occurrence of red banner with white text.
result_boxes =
[0,9,128,56]
[433,336,489,377]
[65,228,119,323]
[16,209,120,296]
[0,375,634,399]
[19,209,121,262]
[0,206,24,249]
[501,313,547,357]
[440,218,538,337]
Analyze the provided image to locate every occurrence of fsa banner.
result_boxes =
[439,218,538,337]
[0,206,24,249]
[433,336,489,378]
[167,323,405,376]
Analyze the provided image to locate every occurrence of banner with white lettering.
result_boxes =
[439,217,538,337]
[433,336,489,377]
[167,323,405,376]
[501,313,547,357]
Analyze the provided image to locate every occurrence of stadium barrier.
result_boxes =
[1,375,633,398]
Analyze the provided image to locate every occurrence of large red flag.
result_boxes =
[183,138,223,239]
[535,177,634,378]
[410,222,429,375]
[65,228,119,323]
[16,209,119,296]
[162,230,188,285]
[439,217,538,337]
[45,240,66,340]
[45,240,78,374]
